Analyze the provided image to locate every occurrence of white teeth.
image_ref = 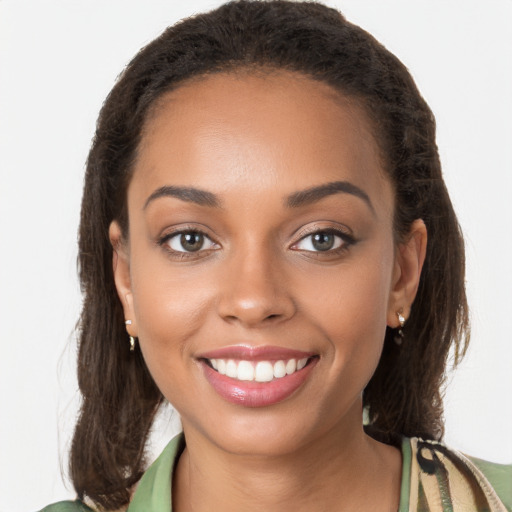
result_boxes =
[297,358,308,370]
[226,359,237,378]
[273,360,286,378]
[237,360,255,381]
[255,361,274,382]
[285,359,297,375]
[208,357,311,382]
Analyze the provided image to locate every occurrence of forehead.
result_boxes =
[131,70,391,212]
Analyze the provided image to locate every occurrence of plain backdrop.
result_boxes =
[1,1,511,510]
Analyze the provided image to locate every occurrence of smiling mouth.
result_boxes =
[203,356,316,383]
[199,347,319,407]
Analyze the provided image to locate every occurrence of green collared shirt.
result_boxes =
[41,434,512,512]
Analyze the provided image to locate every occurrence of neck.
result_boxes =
[173,410,401,512]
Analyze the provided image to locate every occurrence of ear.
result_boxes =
[387,219,427,327]
[109,220,138,337]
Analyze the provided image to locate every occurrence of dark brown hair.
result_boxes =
[72,1,469,508]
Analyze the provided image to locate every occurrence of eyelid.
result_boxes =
[157,224,220,255]
[168,232,217,252]
[290,224,355,253]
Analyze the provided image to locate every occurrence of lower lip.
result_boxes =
[201,358,318,408]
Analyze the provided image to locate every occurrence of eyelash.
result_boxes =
[158,228,219,258]
[158,226,356,259]
[291,228,355,255]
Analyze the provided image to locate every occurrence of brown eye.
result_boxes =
[167,231,216,253]
[180,232,204,252]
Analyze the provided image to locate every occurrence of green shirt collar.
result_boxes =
[127,433,412,512]
[127,434,185,512]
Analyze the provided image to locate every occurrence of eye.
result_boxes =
[165,231,217,253]
[292,230,349,252]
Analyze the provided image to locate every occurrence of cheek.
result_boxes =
[305,250,393,331]
[301,247,394,379]
[346,257,395,381]
[128,254,217,384]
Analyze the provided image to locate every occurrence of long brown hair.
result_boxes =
[72,1,469,508]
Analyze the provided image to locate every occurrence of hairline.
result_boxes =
[125,64,398,237]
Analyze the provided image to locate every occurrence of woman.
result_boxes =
[40,1,511,510]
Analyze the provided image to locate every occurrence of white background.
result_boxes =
[1,1,511,510]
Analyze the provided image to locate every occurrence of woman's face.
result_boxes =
[112,70,418,456]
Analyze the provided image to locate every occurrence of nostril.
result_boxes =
[217,289,296,327]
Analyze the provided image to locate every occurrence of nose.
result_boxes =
[216,243,296,328]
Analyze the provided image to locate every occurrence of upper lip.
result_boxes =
[197,345,315,361]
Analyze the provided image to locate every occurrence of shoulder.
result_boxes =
[38,501,95,512]
[406,437,512,511]
[469,455,512,510]
[39,435,185,512]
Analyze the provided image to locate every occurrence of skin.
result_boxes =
[110,70,427,511]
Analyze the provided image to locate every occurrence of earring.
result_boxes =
[394,310,405,345]
[125,320,136,352]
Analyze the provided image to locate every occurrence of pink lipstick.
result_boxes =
[198,345,318,407]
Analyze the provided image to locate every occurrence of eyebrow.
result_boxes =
[143,180,374,213]
[143,185,221,209]
[286,180,375,214]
